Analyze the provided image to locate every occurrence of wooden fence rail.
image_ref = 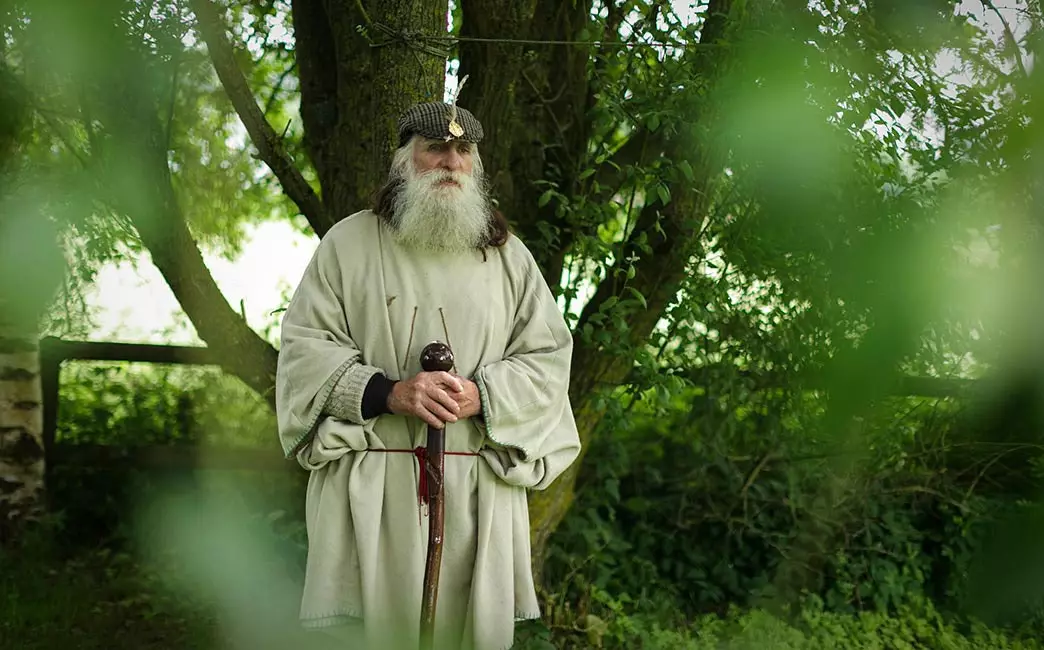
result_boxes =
[38,336,293,473]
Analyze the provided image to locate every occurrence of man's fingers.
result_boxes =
[429,387,461,415]
[422,396,458,424]
[410,400,444,428]
[413,408,442,429]
[435,371,464,393]
[418,379,460,415]
[419,409,444,429]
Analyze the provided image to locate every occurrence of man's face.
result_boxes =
[386,135,490,253]
[411,138,475,188]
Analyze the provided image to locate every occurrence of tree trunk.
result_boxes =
[458,0,594,283]
[292,0,449,222]
[0,59,64,544]
[0,334,45,545]
[525,0,739,571]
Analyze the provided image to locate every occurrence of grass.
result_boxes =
[0,529,216,650]
[0,481,333,650]
[0,532,360,650]
[6,522,1044,650]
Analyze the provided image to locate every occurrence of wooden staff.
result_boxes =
[419,341,454,649]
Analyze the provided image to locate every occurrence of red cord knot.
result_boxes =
[369,446,482,522]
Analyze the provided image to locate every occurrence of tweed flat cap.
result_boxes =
[397,102,484,147]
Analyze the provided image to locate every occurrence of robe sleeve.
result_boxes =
[275,236,383,459]
[474,247,582,490]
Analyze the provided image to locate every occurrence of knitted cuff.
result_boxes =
[361,373,397,420]
[324,364,382,424]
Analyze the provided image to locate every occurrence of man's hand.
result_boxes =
[387,371,464,429]
[452,377,482,419]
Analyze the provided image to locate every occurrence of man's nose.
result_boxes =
[440,150,464,171]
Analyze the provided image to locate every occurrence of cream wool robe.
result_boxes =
[275,209,581,650]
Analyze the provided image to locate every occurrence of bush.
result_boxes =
[544,382,1044,634]
[46,361,302,550]
[40,354,1044,646]
[549,595,1044,650]
[56,361,276,447]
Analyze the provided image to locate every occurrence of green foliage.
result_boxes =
[0,519,217,650]
[543,380,1044,641]
[47,361,302,550]
[691,600,1042,650]
[535,4,1044,638]
[7,1,1044,648]
[56,361,276,446]
[542,589,1044,649]
[27,332,1044,650]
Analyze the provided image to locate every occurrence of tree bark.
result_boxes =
[458,0,594,284]
[0,335,45,545]
[292,0,449,223]
[456,0,538,222]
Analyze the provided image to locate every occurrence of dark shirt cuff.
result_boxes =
[361,373,397,420]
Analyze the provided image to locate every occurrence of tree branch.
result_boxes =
[136,187,280,405]
[188,0,333,236]
[980,0,1029,79]
[263,62,297,116]
[91,40,281,405]
[118,153,279,405]
[458,0,539,189]
[573,0,734,377]
[114,129,279,403]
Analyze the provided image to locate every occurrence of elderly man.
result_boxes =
[275,101,581,650]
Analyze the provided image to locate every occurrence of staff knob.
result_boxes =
[420,341,454,372]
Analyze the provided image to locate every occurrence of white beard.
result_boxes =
[389,158,492,253]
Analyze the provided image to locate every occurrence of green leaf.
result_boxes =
[627,287,647,309]
[678,159,695,181]
[888,96,906,118]
[537,189,554,207]
[579,168,596,180]
[657,184,671,206]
